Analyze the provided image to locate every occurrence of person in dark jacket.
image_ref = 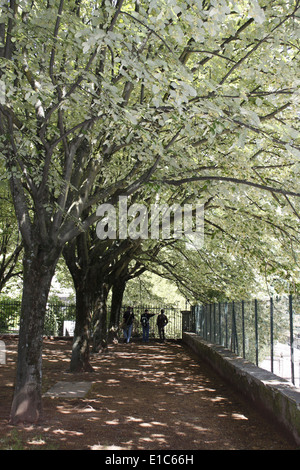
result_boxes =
[140,309,155,342]
[122,306,134,343]
[157,309,168,341]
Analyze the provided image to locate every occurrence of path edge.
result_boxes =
[183,332,300,447]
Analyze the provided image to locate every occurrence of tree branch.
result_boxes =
[157,175,300,198]
[49,0,64,85]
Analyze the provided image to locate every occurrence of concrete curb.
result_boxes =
[183,332,300,446]
[43,381,93,398]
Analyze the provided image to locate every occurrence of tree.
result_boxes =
[63,225,144,370]
[0,0,181,423]
[108,258,146,339]
[0,0,299,424]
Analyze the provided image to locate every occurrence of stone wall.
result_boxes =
[183,332,300,446]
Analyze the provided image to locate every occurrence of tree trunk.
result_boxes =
[63,240,94,373]
[10,246,60,424]
[108,277,126,343]
[63,236,112,370]
[92,282,109,353]
[69,286,94,372]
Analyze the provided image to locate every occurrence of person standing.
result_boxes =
[122,306,134,343]
[157,309,168,341]
[140,309,155,342]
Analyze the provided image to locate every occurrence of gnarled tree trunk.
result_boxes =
[92,282,110,353]
[70,285,94,372]
[63,238,94,373]
[108,276,126,343]
[10,246,60,424]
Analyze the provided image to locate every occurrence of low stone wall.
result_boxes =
[183,332,300,446]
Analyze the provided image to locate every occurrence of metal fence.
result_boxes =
[0,300,76,336]
[0,300,182,340]
[121,305,182,340]
[182,295,300,387]
[0,300,21,333]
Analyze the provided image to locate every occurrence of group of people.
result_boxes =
[122,307,168,344]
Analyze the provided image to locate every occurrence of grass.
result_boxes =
[0,429,58,450]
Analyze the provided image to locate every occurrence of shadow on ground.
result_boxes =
[0,337,297,450]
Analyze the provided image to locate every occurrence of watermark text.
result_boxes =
[96,196,204,250]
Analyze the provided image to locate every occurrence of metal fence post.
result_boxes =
[209,304,212,341]
[242,300,245,359]
[289,294,295,385]
[218,302,221,345]
[255,299,258,366]
[186,296,299,386]
[232,301,238,355]
[270,297,274,373]
[225,302,228,348]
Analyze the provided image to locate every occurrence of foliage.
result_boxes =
[0,0,299,301]
[123,270,186,307]
[0,3,299,427]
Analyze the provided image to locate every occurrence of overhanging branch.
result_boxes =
[156,175,300,198]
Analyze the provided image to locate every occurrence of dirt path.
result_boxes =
[0,337,297,450]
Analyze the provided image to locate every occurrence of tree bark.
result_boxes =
[69,286,94,372]
[108,277,126,343]
[63,239,94,373]
[92,282,109,353]
[10,246,60,424]
[64,237,112,368]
